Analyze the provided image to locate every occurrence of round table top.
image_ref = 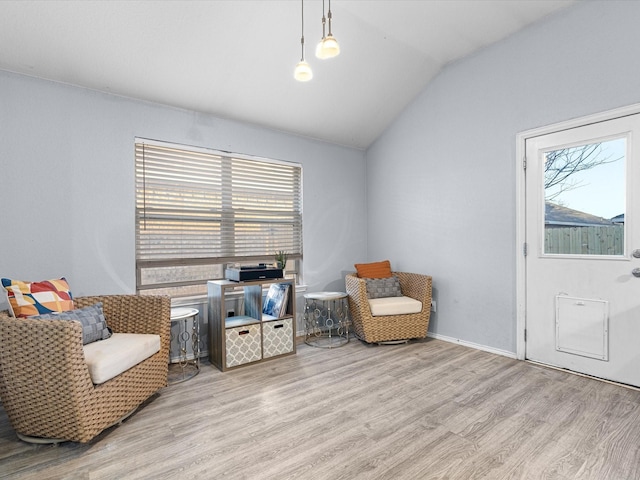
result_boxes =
[170,307,199,321]
[304,291,347,301]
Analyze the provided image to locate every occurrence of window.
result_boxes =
[543,138,625,256]
[135,139,303,297]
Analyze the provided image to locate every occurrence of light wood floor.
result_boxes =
[2,338,640,480]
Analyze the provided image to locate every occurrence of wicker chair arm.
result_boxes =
[345,273,371,314]
[74,294,170,334]
[0,313,92,385]
[394,272,433,308]
[74,294,171,361]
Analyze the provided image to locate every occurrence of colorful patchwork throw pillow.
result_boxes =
[1,277,75,318]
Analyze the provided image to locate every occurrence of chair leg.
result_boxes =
[377,339,410,345]
[352,330,410,345]
[16,432,65,445]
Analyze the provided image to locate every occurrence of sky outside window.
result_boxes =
[544,138,625,219]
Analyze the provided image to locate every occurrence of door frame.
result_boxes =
[515,102,640,361]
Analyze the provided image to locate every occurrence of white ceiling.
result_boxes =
[0,0,575,149]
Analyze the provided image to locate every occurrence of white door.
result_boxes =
[525,114,640,387]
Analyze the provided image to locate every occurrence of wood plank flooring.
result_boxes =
[2,338,640,480]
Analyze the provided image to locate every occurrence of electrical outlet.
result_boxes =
[431,300,436,312]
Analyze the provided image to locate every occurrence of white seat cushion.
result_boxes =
[368,296,423,316]
[83,333,160,385]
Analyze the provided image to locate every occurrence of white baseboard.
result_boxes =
[427,332,517,359]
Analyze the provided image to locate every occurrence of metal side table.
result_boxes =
[168,307,200,384]
[304,291,349,348]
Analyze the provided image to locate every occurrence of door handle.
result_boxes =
[633,268,640,278]
[633,249,640,259]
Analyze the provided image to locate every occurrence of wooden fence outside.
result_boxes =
[545,225,624,255]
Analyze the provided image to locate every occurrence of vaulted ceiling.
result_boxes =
[0,0,575,149]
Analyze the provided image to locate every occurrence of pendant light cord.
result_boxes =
[321,0,326,39]
[300,0,305,61]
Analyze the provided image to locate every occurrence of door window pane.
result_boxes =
[544,138,625,255]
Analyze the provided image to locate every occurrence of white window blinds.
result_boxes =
[135,140,302,291]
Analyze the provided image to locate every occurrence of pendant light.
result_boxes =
[315,0,340,59]
[294,0,313,82]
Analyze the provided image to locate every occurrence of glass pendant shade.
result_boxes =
[316,34,340,59]
[294,60,313,81]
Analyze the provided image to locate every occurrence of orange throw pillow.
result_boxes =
[354,260,392,278]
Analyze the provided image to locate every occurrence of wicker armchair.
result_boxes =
[346,272,432,343]
[0,294,170,443]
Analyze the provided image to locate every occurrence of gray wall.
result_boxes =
[0,70,367,312]
[365,0,640,354]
